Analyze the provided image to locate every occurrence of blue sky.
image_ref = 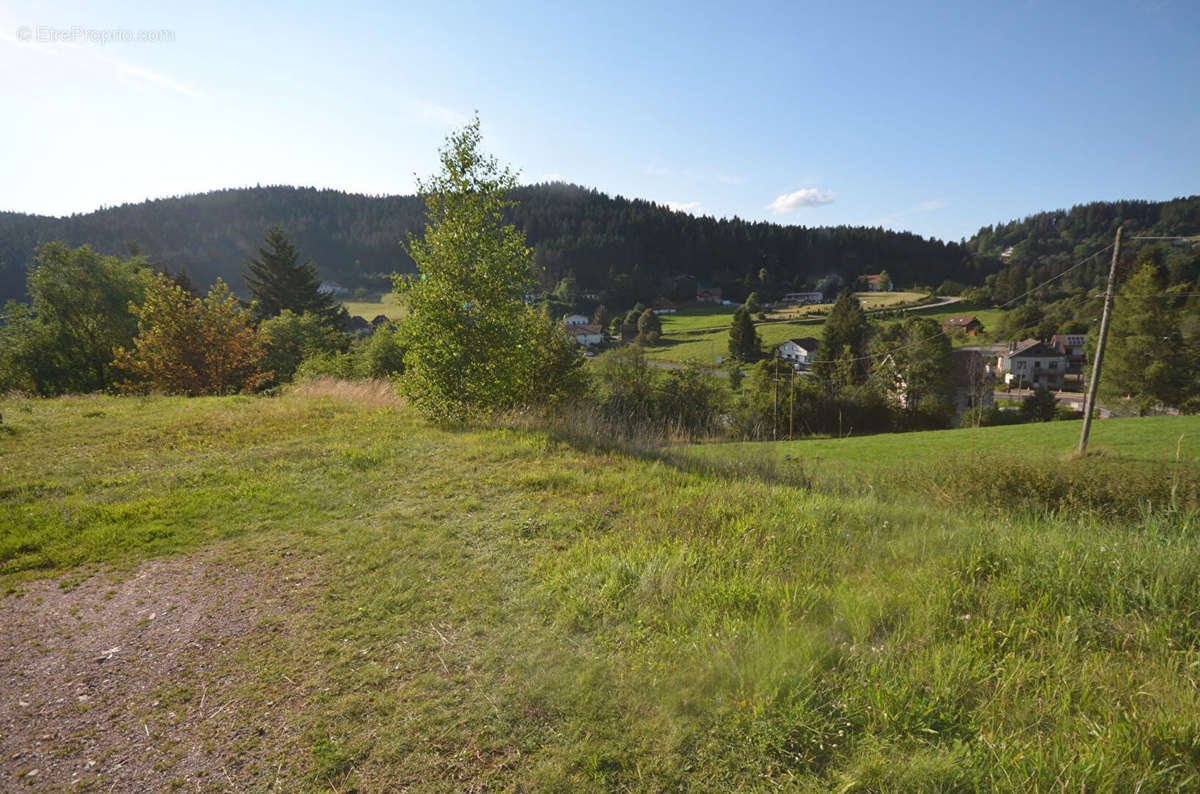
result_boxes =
[2,0,1197,241]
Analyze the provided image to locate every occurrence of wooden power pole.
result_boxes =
[1078,225,1123,456]
[789,365,795,441]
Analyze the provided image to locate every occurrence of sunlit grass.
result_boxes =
[342,291,406,321]
[2,390,1198,790]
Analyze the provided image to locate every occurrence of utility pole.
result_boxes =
[772,356,779,441]
[1078,225,1123,456]
[789,365,795,441]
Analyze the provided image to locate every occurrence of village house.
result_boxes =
[651,297,677,314]
[863,274,891,291]
[776,337,821,369]
[781,291,824,305]
[318,281,350,296]
[563,314,589,327]
[1049,333,1087,374]
[996,339,1067,390]
[696,287,723,303]
[566,323,604,346]
[942,316,983,336]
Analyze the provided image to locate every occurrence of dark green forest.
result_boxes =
[2,186,1197,307]
[966,196,1200,304]
[0,184,970,304]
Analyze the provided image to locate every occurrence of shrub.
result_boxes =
[114,274,268,396]
[259,310,349,383]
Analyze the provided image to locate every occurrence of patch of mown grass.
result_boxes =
[4,390,1200,790]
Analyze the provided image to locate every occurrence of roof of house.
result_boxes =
[567,324,603,335]
[1050,333,1086,346]
[781,337,821,351]
[942,316,981,327]
[1006,339,1064,358]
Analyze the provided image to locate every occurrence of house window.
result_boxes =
[1049,362,1057,370]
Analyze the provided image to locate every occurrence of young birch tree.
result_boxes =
[398,117,581,421]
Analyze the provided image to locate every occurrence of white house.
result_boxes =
[566,323,604,346]
[1049,333,1087,374]
[781,292,824,305]
[563,314,589,327]
[776,337,821,369]
[319,281,350,296]
[997,339,1067,390]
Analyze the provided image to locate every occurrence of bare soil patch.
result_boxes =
[0,546,319,791]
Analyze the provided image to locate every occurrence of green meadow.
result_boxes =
[2,388,1199,790]
[342,292,407,321]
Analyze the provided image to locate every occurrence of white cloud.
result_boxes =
[767,187,835,214]
[666,201,701,214]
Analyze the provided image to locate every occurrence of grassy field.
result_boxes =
[648,318,826,365]
[657,305,737,332]
[649,293,949,364]
[908,301,1008,345]
[342,292,406,321]
[2,389,1199,790]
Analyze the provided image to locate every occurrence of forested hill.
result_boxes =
[0,184,968,304]
[4,186,1195,307]
[963,196,1200,300]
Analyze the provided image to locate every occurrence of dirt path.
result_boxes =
[0,548,319,791]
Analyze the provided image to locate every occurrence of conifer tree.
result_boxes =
[244,227,342,326]
[815,290,870,385]
[1099,261,1195,414]
[727,306,761,362]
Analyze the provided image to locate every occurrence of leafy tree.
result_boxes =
[552,274,579,306]
[0,242,146,394]
[1020,387,1057,422]
[398,117,581,421]
[657,361,727,436]
[591,344,655,423]
[727,306,761,362]
[244,227,343,326]
[258,310,349,382]
[637,308,662,344]
[877,270,893,291]
[815,291,870,385]
[357,323,407,378]
[592,304,609,329]
[114,273,268,395]
[877,316,954,425]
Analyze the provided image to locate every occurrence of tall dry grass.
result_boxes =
[289,377,403,409]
